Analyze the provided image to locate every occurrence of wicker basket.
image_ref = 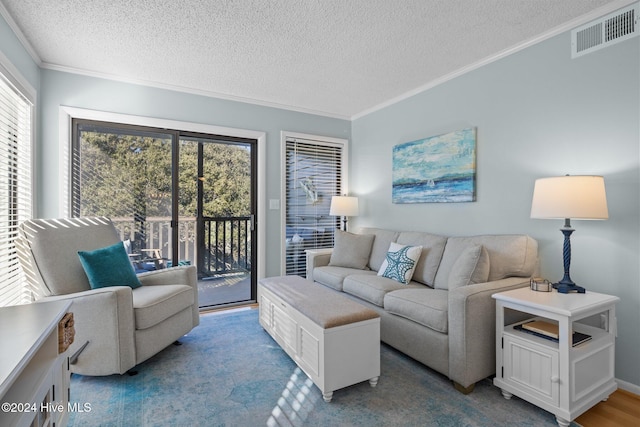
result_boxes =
[58,312,75,354]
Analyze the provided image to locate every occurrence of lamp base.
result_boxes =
[553,224,586,294]
[554,282,586,294]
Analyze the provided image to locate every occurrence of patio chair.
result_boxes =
[16,217,199,376]
[124,241,167,273]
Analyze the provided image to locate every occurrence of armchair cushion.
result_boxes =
[132,284,194,329]
[78,242,142,289]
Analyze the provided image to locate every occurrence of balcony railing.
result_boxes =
[202,216,251,276]
[111,216,251,276]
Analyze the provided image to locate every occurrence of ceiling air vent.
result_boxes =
[572,2,639,58]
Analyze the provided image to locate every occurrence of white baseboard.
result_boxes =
[616,378,640,396]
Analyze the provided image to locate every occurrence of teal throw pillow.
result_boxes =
[377,242,422,284]
[78,242,142,289]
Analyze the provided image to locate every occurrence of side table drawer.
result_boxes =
[503,334,559,406]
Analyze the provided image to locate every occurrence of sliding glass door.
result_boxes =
[72,120,257,308]
[179,135,256,306]
[71,121,174,258]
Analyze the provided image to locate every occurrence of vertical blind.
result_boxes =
[284,138,343,276]
[0,72,32,307]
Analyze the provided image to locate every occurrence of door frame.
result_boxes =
[59,106,267,283]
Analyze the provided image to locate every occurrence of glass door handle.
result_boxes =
[250,214,255,232]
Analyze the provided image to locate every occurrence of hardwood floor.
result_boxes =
[576,389,640,427]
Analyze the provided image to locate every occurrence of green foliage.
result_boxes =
[79,132,251,219]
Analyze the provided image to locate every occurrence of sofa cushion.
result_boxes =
[397,231,447,286]
[384,288,449,333]
[440,244,490,290]
[132,284,194,330]
[313,266,377,291]
[329,230,374,269]
[358,227,400,271]
[78,242,142,290]
[434,235,538,289]
[343,274,423,307]
[377,243,422,284]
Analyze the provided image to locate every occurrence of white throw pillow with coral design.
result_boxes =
[377,242,422,284]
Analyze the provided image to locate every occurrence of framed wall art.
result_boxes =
[392,127,476,203]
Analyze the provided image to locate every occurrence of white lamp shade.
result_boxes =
[330,196,359,217]
[530,175,608,220]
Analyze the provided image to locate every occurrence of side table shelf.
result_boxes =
[492,287,619,427]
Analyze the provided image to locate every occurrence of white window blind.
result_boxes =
[284,138,343,277]
[0,72,32,307]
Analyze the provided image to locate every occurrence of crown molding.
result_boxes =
[41,62,351,121]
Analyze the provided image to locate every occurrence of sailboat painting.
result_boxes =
[392,128,476,203]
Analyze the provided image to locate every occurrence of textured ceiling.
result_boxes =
[0,0,626,119]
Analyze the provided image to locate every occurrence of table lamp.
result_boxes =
[530,175,608,294]
[330,196,359,231]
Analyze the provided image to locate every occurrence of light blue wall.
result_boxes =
[38,70,350,277]
[352,33,640,388]
[0,13,39,90]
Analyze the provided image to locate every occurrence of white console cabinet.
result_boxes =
[0,301,73,427]
[493,287,619,427]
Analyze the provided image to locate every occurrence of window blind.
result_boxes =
[284,138,343,277]
[0,72,33,307]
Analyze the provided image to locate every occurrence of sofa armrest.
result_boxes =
[447,277,530,388]
[37,287,136,375]
[305,248,333,281]
[138,265,199,327]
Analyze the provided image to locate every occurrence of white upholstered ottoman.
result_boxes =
[258,276,380,402]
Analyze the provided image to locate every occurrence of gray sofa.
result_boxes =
[306,227,538,393]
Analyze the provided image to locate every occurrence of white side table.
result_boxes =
[0,301,73,427]
[492,287,619,427]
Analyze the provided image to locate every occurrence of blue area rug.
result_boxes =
[69,308,575,426]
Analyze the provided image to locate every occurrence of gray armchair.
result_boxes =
[16,217,199,376]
